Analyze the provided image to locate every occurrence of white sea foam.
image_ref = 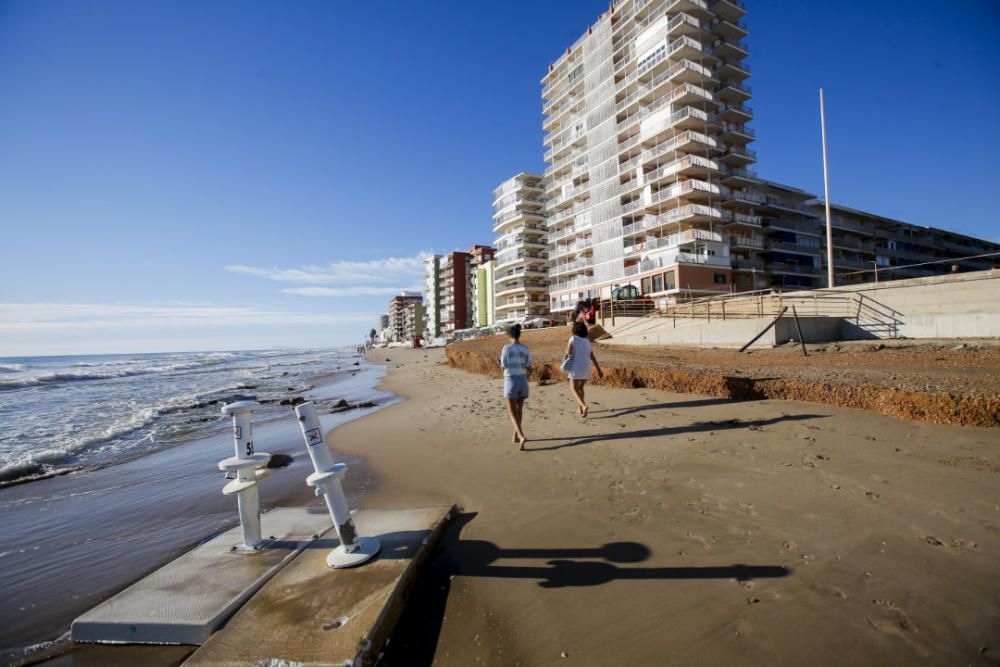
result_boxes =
[0,348,357,485]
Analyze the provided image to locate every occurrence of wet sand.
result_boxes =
[336,347,1000,665]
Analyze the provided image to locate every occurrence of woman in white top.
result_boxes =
[565,321,603,417]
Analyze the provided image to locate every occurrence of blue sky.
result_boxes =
[1,0,997,355]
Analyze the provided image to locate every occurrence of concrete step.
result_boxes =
[184,505,455,667]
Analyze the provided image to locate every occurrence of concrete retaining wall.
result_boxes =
[807,270,1000,339]
[609,316,841,348]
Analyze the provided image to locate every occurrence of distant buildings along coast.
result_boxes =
[375,0,999,344]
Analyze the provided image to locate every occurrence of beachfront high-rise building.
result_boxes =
[468,245,497,328]
[439,251,472,336]
[542,0,755,314]
[388,292,423,343]
[492,173,550,323]
[424,255,443,338]
[401,300,426,342]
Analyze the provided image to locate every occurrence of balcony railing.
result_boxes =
[766,240,820,254]
[767,262,820,275]
[727,235,764,249]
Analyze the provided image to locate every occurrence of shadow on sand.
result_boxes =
[381,513,791,665]
[525,413,828,452]
[590,396,741,419]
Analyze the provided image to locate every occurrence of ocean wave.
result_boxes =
[0,405,162,484]
[0,376,40,389]
[0,363,26,373]
[0,359,235,391]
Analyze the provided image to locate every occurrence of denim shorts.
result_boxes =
[504,374,529,400]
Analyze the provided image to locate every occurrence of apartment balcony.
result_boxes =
[716,59,751,81]
[644,178,721,209]
[831,236,875,252]
[722,187,765,207]
[726,211,763,227]
[720,165,758,186]
[763,218,822,235]
[640,131,719,167]
[495,297,549,312]
[495,267,547,284]
[640,249,732,271]
[642,204,728,230]
[715,18,749,40]
[711,0,747,22]
[636,0,711,33]
[722,145,757,166]
[731,258,765,271]
[496,282,548,299]
[495,252,547,270]
[638,60,718,108]
[766,240,821,255]
[728,235,764,249]
[548,241,590,261]
[757,198,821,219]
[767,262,820,276]
[641,227,724,249]
[721,122,755,143]
[718,80,752,102]
[549,257,594,277]
[493,212,545,234]
[714,36,749,60]
[549,276,595,293]
[718,102,753,123]
[645,155,720,187]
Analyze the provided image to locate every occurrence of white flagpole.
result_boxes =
[820,88,834,288]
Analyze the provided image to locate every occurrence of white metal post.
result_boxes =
[295,402,380,568]
[219,400,272,551]
[820,88,835,289]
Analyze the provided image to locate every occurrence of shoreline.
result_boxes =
[328,346,999,665]
[0,361,395,664]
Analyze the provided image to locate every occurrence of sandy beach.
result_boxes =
[326,346,1000,666]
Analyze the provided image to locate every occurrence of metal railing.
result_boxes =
[608,286,904,338]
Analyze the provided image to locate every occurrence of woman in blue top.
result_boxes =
[565,321,603,417]
[500,323,532,450]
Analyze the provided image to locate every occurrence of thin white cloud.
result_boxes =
[283,285,424,297]
[0,303,377,332]
[226,252,432,286]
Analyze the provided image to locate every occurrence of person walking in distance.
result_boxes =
[500,323,532,450]
[565,321,603,417]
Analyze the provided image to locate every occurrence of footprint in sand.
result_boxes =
[921,535,978,549]
[809,583,847,599]
[867,599,927,656]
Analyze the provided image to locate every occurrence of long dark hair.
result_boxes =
[507,323,522,340]
[572,321,588,338]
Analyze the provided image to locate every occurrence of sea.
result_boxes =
[0,348,370,486]
[0,347,397,660]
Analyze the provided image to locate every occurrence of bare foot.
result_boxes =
[518,438,527,451]
[582,406,589,418]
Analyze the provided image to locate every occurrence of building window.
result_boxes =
[641,277,652,294]
[652,274,663,292]
[714,273,727,284]
[664,271,676,290]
